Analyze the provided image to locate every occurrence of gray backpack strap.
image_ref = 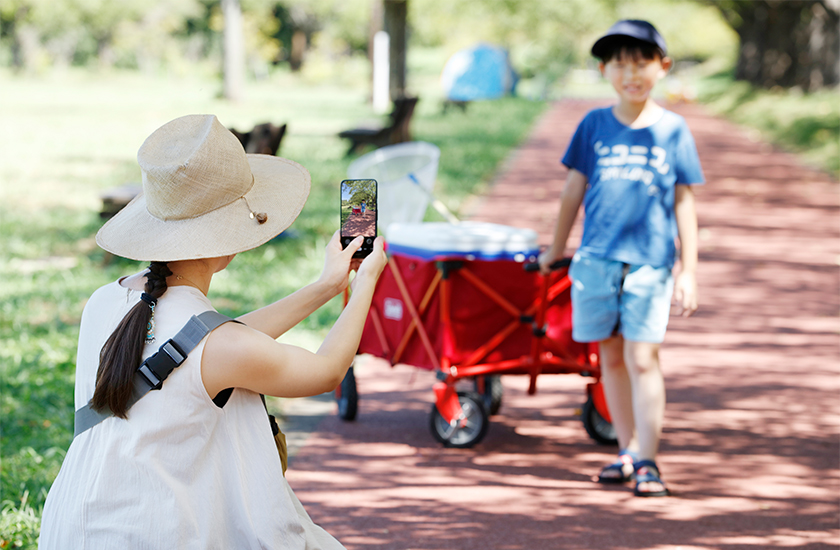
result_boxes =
[74,310,236,438]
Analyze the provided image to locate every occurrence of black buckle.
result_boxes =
[137,340,186,390]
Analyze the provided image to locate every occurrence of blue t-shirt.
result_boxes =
[562,107,704,268]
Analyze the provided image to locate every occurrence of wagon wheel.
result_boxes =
[581,394,617,445]
[336,366,358,421]
[429,391,489,448]
[474,375,503,416]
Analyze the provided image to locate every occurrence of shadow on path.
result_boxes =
[287,99,839,550]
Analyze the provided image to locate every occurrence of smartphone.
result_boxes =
[340,178,378,258]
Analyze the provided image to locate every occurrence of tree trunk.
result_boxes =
[723,0,839,91]
[289,30,306,72]
[383,0,407,100]
[222,0,245,101]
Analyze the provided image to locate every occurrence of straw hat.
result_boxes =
[96,114,310,262]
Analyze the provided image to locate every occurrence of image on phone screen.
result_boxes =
[340,178,377,257]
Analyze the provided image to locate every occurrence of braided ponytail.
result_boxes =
[91,262,172,417]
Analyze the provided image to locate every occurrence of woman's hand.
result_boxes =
[318,231,364,296]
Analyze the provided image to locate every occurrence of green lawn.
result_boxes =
[0,66,546,547]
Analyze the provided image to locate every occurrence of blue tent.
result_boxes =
[441,44,518,102]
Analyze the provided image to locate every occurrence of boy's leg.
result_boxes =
[619,264,672,496]
[598,335,637,452]
[625,339,666,495]
[623,340,665,463]
[568,254,644,481]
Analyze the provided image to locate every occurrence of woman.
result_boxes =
[39,114,386,548]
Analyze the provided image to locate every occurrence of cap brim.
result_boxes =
[96,155,311,262]
[591,24,667,59]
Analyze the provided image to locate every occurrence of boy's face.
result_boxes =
[599,50,672,106]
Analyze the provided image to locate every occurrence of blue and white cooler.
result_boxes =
[357,221,543,371]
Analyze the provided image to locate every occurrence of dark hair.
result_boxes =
[91,261,172,418]
[594,36,665,63]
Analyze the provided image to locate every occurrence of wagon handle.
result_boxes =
[523,258,571,272]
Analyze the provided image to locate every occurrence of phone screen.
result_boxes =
[340,178,377,258]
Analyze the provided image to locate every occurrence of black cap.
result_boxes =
[591,20,667,59]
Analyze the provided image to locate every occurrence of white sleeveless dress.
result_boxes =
[40,280,344,549]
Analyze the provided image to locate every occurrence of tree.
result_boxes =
[708,0,839,91]
[383,0,406,100]
[343,179,376,206]
[222,0,245,100]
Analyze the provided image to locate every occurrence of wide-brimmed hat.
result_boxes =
[96,114,310,262]
[591,20,667,59]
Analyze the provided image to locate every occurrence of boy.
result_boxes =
[538,20,703,497]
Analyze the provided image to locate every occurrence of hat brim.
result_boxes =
[96,155,311,262]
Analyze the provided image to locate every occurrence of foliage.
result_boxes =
[698,72,840,178]
[342,178,377,207]
[410,0,616,83]
[0,0,206,70]
[0,493,40,549]
[0,64,546,547]
[0,0,738,87]
[408,0,735,96]
[614,0,737,64]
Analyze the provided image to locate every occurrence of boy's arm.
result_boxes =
[673,184,699,317]
[538,168,587,274]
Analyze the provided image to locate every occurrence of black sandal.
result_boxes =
[633,459,669,497]
[597,450,637,484]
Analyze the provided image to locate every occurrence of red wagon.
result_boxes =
[337,222,615,448]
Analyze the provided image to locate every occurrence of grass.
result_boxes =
[0,62,546,547]
[696,72,840,179]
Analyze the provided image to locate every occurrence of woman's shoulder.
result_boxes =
[83,278,133,314]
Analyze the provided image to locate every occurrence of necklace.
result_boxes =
[174,274,204,293]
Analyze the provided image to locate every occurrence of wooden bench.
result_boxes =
[338,96,419,156]
[229,122,287,156]
[99,184,142,220]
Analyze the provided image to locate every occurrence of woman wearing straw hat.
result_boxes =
[39,114,385,549]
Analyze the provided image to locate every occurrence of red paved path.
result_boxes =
[285,100,840,549]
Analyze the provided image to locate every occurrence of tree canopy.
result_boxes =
[4,0,833,92]
[343,179,376,207]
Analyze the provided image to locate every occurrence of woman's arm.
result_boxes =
[237,231,361,339]
[201,237,387,399]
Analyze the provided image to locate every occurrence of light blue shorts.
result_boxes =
[568,253,674,344]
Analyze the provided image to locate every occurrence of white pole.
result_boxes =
[222,0,245,101]
[373,31,390,114]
